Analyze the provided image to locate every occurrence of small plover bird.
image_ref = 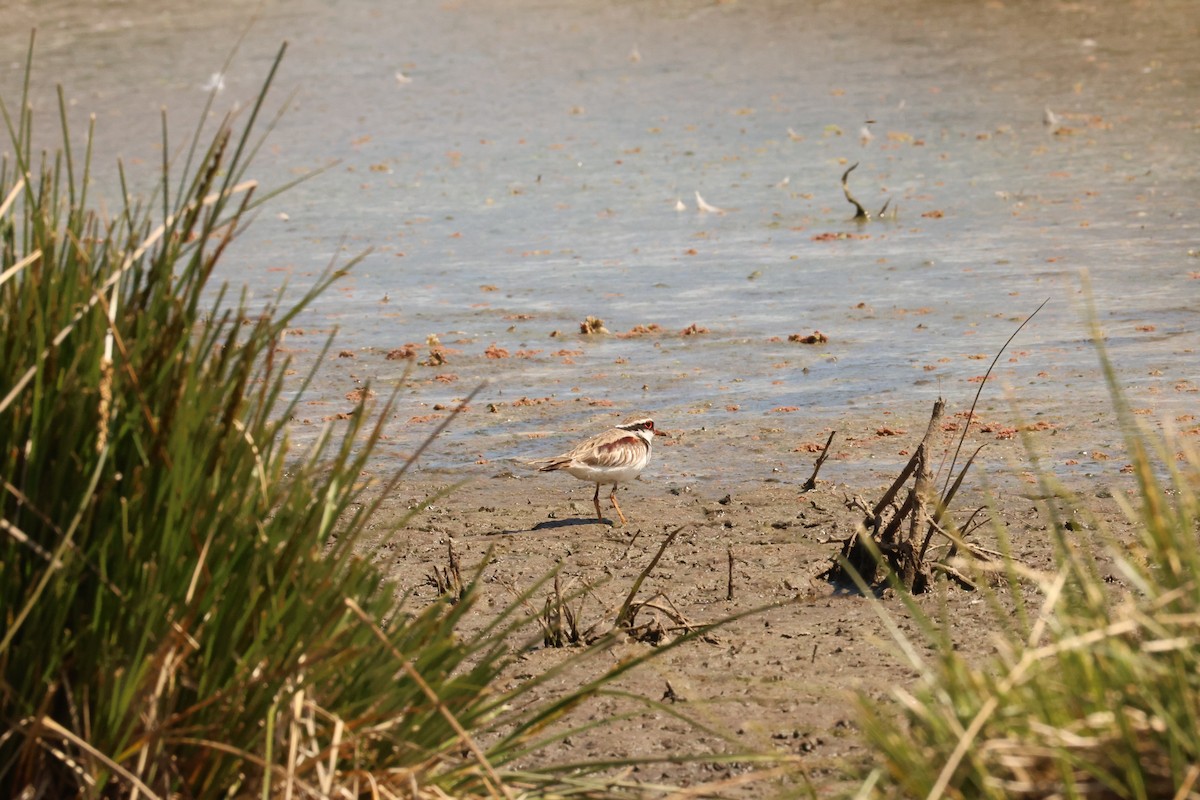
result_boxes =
[533,418,666,526]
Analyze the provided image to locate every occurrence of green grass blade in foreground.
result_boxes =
[0,49,506,798]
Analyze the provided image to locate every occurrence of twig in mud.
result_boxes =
[801,430,837,492]
[926,516,1004,562]
[929,561,977,591]
[616,526,682,629]
[613,528,720,644]
[726,546,735,601]
[841,163,870,222]
[635,596,718,644]
[902,400,945,587]
[869,450,919,532]
[618,528,644,561]
[542,573,581,647]
[846,493,872,519]
[428,537,464,601]
[959,506,992,541]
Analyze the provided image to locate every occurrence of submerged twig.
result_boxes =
[841,163,869,222]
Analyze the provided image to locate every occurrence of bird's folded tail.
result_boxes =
[528,457,571,472]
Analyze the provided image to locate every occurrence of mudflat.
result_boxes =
[337,365,1149,795]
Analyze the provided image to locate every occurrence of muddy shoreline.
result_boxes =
[341,372,1145,794]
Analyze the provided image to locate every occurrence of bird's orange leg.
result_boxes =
[592,484,604,523]
[608,485,628,527]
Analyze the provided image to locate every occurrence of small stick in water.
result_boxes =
[841,163,870,221]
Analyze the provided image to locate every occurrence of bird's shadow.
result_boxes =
[488,517,611,536]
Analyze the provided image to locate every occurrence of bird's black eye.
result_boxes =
[644,421,654,430]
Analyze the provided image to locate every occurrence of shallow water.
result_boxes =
[4,0,1197,483]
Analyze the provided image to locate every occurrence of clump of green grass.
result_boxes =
[0,41,701,799]
[849,308,1200,799]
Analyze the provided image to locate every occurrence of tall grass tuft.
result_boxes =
[850,305,1200,799]
[0,43,685,799]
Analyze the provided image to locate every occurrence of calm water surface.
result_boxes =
[4,0,1197,483]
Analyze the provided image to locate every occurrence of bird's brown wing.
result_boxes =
[534,427,649,472]
[577,434,649,469]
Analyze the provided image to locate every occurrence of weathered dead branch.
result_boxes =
[819,302,1048,593]
[822,398,983,593]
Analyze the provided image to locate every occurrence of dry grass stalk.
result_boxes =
[345,599,514,800]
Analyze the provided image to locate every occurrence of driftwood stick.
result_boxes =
[903,446,930,587]
[880,490,916,545]
[872,449,920,523]
[899,400,945,587]
[801,430,837,492]
[908,400,945,545]
[917,399,947,465]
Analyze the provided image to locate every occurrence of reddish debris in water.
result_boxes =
[511,396,554,406]
[386,344,420,360]
[616,323,664,338]
[788,331,828,344]
[421,349,448,366]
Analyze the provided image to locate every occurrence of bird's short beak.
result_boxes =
[654,428,669,437]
